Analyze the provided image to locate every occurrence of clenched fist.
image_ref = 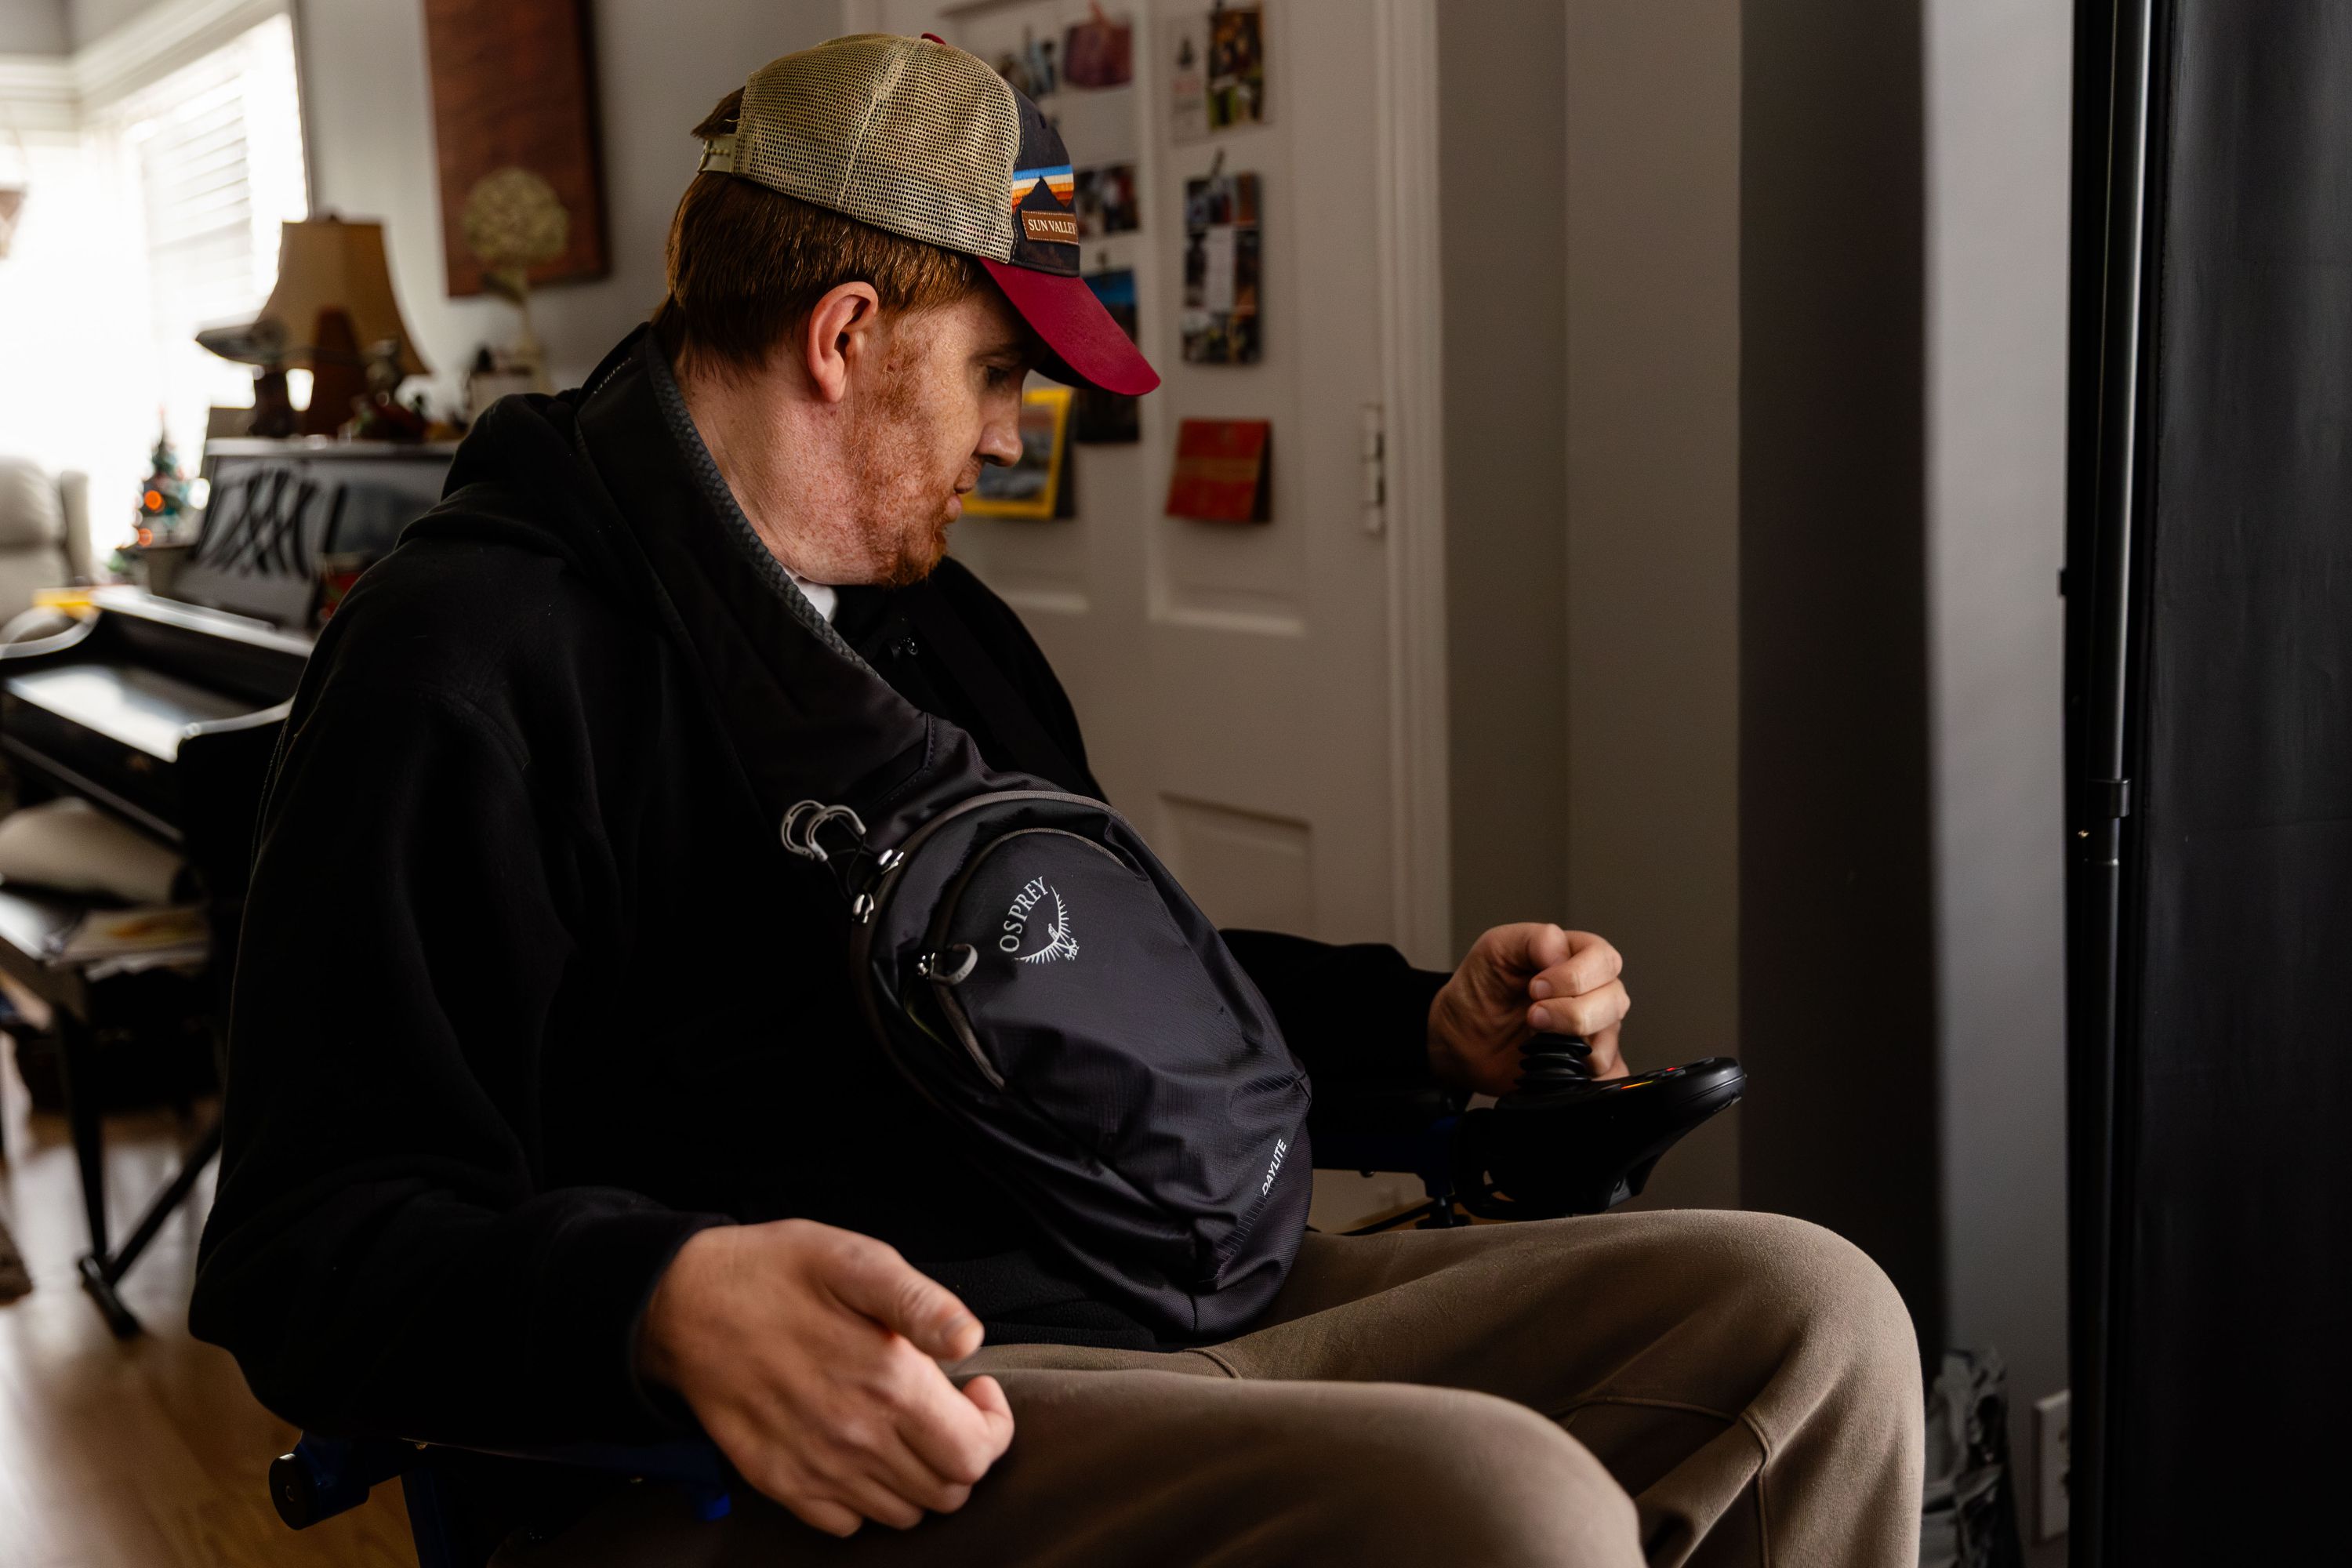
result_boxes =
[638,1218,1015,1537]
[1427,924,1631,1096]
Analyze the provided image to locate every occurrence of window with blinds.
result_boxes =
[131,67,260,342]
[106,13,308,452]
[0,5,307,567]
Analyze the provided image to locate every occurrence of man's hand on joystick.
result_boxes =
[1426,923,1631,1098]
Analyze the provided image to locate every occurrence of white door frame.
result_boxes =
[1371,0,1452,968]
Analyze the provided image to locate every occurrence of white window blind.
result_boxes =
[0,5,307,564]
[117,13,307,336]
[103,13,307,470]
[131,54,262,342]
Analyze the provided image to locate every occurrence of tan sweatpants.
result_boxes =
[522,1210,1924,1566]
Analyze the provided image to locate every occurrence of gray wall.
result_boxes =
[0,0,70,55]
[292,0,846,411]
[1738,0,1943,1345]
[1439,0,1569,959]
[1562,0,1743,1211]
[1439,0,1744,1214]
[1744,0,2072,1548]
[1926,0,2073,1553]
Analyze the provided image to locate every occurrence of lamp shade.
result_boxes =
[199,217,430,377]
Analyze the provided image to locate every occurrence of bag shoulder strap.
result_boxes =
[895,582,1088,794]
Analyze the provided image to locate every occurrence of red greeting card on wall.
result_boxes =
[1165,419,1272,522]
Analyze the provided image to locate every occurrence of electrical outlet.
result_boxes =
[2034,1390,2071,1541]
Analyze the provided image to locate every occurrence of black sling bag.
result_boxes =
[561,334,1313,1343]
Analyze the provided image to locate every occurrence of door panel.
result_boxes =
[868,0,1403,952]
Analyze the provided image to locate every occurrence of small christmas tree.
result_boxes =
[134,428,191,545]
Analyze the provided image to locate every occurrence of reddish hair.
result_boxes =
[651,89,988,377]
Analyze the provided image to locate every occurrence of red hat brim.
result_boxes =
[982,260,1161,397]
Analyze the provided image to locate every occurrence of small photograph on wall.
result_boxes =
[1163,12,1209,141]
[1062,11,1134,89]
[1166,418,1272,523]
[1207,5,1269,132]
[1074,162,1141,237]
[1181,171,1261,365]
[1074,270,1142,444]
[967,385,1075,519]
[993,27,1060,97]
[1164,5,1269,142]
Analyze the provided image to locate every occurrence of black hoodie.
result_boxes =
[190,328,1450,1447]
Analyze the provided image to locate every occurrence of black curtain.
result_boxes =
[2067,2,2352,1561]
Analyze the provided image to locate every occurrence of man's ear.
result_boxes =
[802,281,883,405]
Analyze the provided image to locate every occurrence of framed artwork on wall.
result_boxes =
[421,0,609,298]
[1166,417,1271,523]
[968,386,1076,519]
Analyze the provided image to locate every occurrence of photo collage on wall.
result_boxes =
[1181,170,1260,365]
[1074,163,1140,238]
[958,4,1275,520]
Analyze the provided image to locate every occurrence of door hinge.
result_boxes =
[2089,778,2132,818]
[1360,402,1386,535]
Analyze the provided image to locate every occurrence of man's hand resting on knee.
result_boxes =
[1428,923,1632,1094]
[637,1219,1015,1537]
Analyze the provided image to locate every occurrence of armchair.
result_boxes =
[0,457,90,629]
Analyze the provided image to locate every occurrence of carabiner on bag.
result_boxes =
[780,800,867,863]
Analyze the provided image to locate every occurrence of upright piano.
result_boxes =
[0,437,449,1332]
[0,588,313,1332]
[0,586,312,866]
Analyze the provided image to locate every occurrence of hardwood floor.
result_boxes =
[0,1035,415,1567]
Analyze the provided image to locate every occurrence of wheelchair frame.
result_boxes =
[267,1099,1474,1566]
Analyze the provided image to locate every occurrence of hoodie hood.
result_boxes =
[402,326,1010,848]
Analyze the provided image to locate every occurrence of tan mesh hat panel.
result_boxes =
[697,32,1159,396]
[733,34,1019,263]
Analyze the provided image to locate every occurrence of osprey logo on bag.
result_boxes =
[1001,875,1080,964]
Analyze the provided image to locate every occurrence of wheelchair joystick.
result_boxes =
[1454,1033,1747,1221]
[1515,1032,1595,1093]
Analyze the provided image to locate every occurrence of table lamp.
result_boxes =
[197,216,430,438]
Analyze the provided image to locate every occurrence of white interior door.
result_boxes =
[858,0,1443,974]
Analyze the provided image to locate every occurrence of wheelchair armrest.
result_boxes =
[1309,1083,1469,1223]
[1309,1083,1469,1147]
[270,1431,731,1531]
[459,1439,728,1496]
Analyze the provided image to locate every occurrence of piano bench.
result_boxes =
[0,881,220,1337]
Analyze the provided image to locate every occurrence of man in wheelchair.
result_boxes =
[193,35,1922,1568]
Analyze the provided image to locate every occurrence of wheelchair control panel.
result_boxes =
[1314,1034,1746,1233]
[1454,1036,1746,1219]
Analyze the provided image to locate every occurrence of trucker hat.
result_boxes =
[697,33,1160,397]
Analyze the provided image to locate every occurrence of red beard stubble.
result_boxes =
[848,349,964,588]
